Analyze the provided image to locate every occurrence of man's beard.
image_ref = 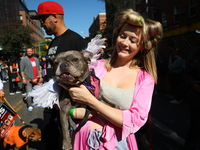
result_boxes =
[27,54,33,58]
[45,21,56,35]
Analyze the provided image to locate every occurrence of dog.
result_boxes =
[52,50,117,150]
[0,125,41,150]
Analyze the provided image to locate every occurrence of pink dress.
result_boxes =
[74,59,154,150]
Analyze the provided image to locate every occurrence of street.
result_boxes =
[2,81,45,150]
[1,81,190,150]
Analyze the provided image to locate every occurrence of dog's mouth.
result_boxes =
[57,72,80,85]
[59,72,79,79]
[60,72,70,78]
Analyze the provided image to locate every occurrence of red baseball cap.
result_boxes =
[30,1,64,19]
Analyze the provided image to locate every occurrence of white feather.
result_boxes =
[85,34,106,70]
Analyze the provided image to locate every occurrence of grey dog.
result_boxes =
[51,50,117,150]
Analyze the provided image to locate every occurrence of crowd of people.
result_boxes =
[0,51,47,98]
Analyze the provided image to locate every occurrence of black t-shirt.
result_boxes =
[46,29,88,80]
[47,29,88,57]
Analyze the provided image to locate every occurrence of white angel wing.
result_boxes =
[85,34,106,70]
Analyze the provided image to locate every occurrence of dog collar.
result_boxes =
[83,69,100,98]
[83,81,95,95]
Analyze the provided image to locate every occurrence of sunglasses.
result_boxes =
[39,14,51,24]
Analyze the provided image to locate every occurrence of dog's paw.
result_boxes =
[62,143,72,150]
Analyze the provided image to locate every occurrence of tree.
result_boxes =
[0,21,35,55]
[37,40,51,56]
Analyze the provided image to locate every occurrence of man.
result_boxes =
[31,1,88,80]
[30,1,88,150]
[20,48,42,112]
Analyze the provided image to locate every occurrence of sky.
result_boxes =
[25,0,106,38]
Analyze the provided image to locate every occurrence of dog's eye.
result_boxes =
[72,58,78,62]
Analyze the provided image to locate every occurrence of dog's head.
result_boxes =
[26,128,42,142]
[51,50,93,86]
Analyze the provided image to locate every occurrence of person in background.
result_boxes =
[33,53,39,59]
[40,56,47,83]
[18,52,26,96]
[168,49,185,104]
[165,42,177,99]
[30,1,88,149]
[0,60,8,83]
[0,59,4,82]
[20,48,42,112]
[0,79,4,95]
[59,8,163,150]
[8,55,21,95]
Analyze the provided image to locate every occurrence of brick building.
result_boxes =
[135,0,200,92]
[89,13,106,38]
[0,0,44,51]
[136,0,200,60]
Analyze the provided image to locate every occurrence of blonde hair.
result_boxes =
[105,9,163,83]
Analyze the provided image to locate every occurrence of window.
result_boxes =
[162,11,167,27]
[174,4,180,23]
[189,0,197,17]
[19,15,22,20]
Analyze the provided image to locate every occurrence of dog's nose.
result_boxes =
[60,63,68,69]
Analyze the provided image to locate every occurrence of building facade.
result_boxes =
[0,0,44,50]
[89,13,106,38]
[135,0,200,60]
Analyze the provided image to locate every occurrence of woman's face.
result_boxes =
[116,23,143,60]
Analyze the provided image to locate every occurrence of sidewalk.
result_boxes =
[147,90,190,150]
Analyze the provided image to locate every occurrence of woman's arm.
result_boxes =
[59,83,123,127]
[59,73,154,130]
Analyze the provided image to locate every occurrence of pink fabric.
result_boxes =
[74,59,154,150]
[90,74,100,98]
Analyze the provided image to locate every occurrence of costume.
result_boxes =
[4,125,28,147]
[74,59,155,150]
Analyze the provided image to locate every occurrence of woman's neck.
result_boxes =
[113,58,132,68]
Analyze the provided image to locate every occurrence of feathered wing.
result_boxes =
[85,34,106,70]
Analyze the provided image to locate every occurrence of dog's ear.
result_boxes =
[81,50,93,64]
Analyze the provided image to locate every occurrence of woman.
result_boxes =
[59,9,163,150]
[8,55,21,95]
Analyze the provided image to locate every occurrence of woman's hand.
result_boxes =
[58,83,94,104]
